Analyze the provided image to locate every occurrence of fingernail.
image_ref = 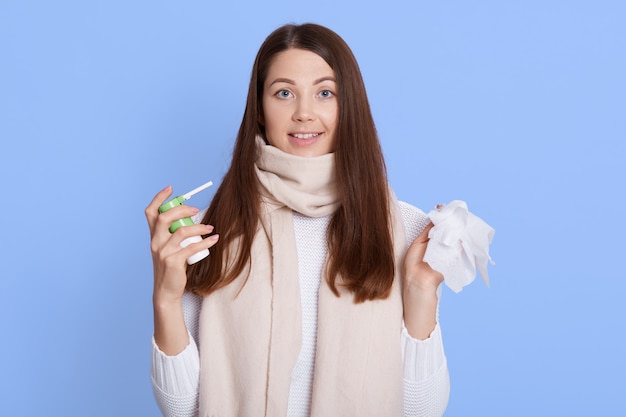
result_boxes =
[209,234,219,241]
[206,225,214,232]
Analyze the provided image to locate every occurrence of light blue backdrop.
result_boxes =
[1,0,624,415]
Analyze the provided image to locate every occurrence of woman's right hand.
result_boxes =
[145,185,219,355]
[145,185,219,303]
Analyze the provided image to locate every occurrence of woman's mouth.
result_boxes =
[290,132,322,139]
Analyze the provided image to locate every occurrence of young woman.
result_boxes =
[146,23,450,416]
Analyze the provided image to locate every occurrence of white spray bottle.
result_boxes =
[158,180,213,265]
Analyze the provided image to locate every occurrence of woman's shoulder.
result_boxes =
[398,200,426,216]
[397,200,430,244]
[397,200,429,223]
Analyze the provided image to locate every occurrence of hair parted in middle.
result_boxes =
[186,23,395,303]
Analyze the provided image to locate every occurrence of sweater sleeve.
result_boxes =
[401,321,450,416]
[399,201,451,416]
[151,291,202,417]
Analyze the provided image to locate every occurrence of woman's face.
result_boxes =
[262,48,338,157]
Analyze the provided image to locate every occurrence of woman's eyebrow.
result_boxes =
[268,76,336,86]
[314,76,336,85]
[269,77,295,86]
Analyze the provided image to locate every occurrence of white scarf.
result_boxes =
[198,137,407,416]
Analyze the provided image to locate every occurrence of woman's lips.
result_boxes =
[289,132,322,139]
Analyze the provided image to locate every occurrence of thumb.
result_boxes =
[415,222,434,244]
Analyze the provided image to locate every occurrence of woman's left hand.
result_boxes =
[402,222,444,340]
[404,223,444,292]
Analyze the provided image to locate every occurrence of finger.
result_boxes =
[406,222,434,262]
[151,208,204,254]
[179,233,220,258]
[156,204,201,228]
[161,231,220,268]
[415,222,434,243]
[152,223,215,267]
[145,185,173,230]
[168,223,215,248]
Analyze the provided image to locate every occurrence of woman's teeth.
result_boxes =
[292,133,320,139]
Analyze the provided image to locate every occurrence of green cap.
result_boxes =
[158,196,193,233]
[158,195,186,213]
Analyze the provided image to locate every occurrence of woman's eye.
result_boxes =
[276,90,292,98]
[319,90,334,98]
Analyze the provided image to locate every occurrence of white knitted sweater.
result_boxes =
[151,202,450,416]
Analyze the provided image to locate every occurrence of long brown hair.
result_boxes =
[186,23,395,303]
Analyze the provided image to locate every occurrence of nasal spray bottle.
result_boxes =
[158,180,214,265]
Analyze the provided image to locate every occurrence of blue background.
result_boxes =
[1,0,625,415]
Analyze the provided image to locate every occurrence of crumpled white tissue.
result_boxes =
[423,200,495,293]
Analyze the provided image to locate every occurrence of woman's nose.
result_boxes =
[293,98,315,122]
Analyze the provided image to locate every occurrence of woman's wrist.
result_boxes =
[403,282,439,340]
[153,295,189,356]
[403,275,440,295]
[153,289,183,304]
